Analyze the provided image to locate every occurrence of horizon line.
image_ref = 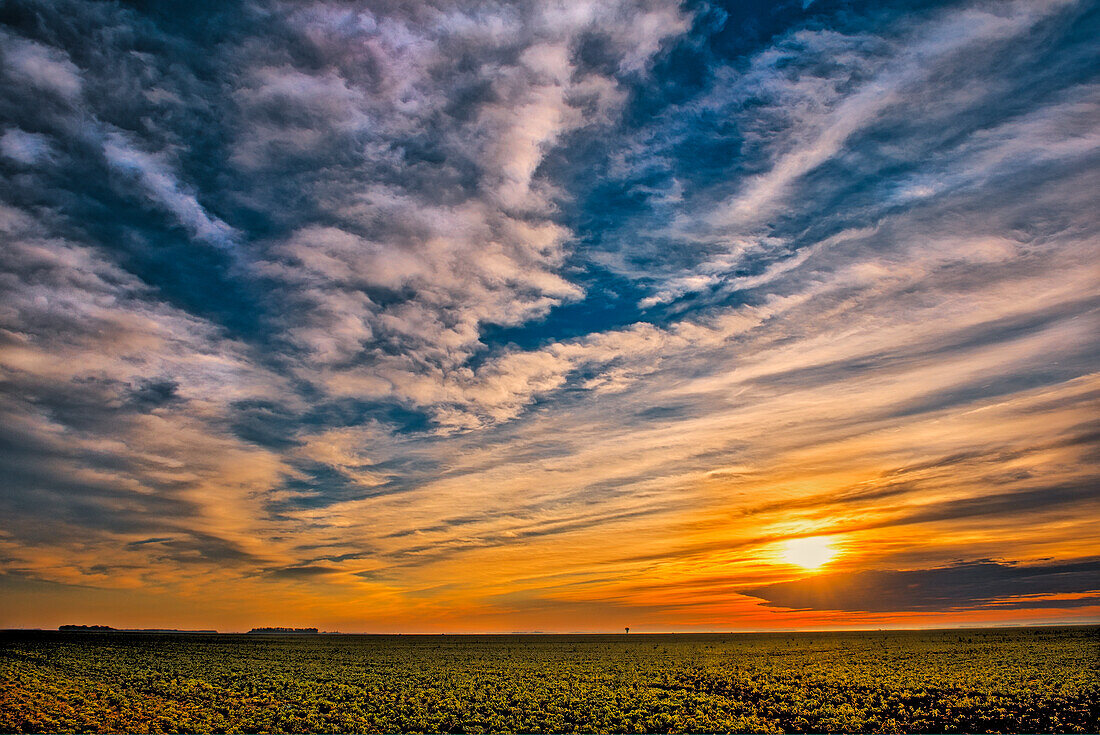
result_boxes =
[6,621,1097,636]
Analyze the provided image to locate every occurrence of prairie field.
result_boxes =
[1,626,1097,734]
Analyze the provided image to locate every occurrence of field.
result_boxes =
[1,627,1097,734]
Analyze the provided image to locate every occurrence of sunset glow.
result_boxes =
[782,538,838,571]
[0,0,1097,635]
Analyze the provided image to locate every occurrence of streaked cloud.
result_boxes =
[0,0,1096,631]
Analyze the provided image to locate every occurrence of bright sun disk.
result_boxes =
[783,536,838,570]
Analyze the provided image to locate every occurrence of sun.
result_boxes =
[782,536,838,571]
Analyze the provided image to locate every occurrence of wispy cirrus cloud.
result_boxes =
[0,0,1096,631]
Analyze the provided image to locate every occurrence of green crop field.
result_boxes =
[1,627,1097,733]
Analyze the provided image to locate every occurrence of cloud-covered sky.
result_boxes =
[1,0,1097,632]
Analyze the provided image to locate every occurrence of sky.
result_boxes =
[0,0,1097,633]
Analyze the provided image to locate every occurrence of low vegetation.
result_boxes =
[1,626,1096,733]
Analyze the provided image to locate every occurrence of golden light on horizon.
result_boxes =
[782,536,838,571]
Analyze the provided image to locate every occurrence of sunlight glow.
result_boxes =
[783,537,838,571]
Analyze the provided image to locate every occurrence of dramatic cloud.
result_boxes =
[744,559,1100,612]
[0,0,1097,632]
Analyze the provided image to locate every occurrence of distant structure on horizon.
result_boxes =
[59,625,218,633]
[246,627,319,635]
[625,627,630,634]
[60,625,115,632]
